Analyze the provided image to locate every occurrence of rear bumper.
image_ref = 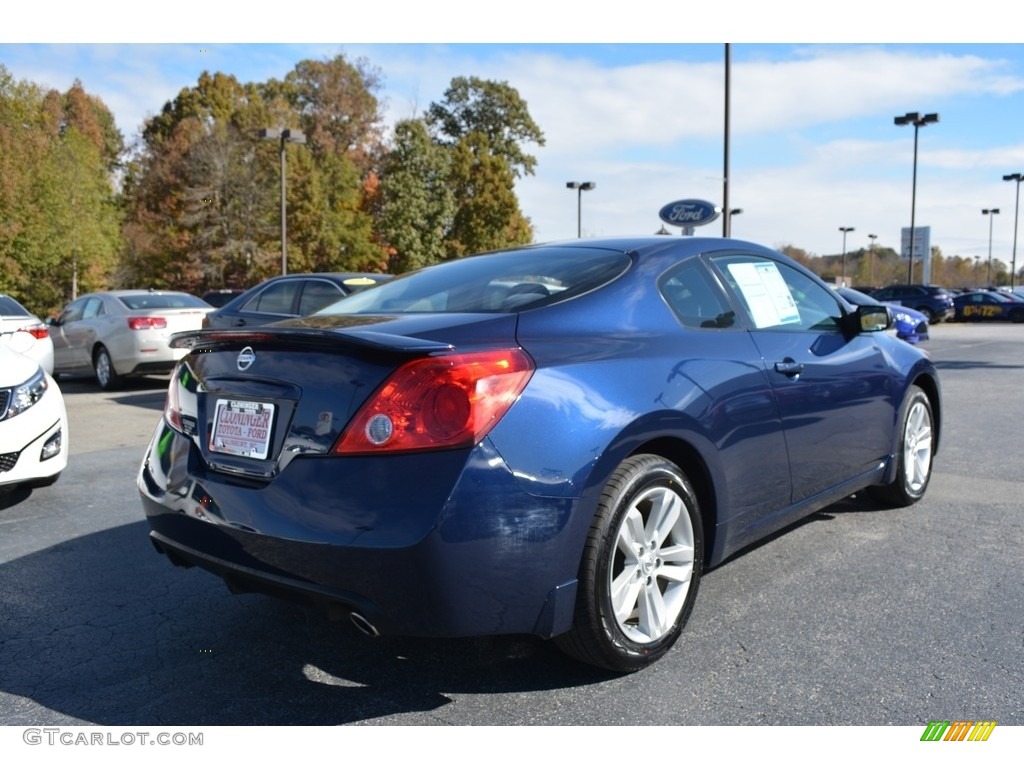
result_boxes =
[138,421,588,638]
[115,342,186,376]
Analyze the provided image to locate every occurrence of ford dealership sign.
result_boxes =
[658,199,720,228]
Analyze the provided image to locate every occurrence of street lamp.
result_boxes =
[868,233,878,285]
[839,226,854,287]
[729,208,742,228]
[566,181,595,238]
[260,127,306,275]
[894,111,939,284]
[1004,173,1023,289]
[982,208,1000,286]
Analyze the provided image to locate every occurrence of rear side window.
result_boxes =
[0,296,31,316]
[318,247,631,315]
[297,281,344,316]
[659,260,736,329]
[244,282,300,314]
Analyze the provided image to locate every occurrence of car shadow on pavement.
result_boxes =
[0,486,33,511]
[931,359,1024,370]
[54,375,170,395]
[0,520,614,726]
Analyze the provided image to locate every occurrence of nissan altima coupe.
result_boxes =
[139,237,940,672]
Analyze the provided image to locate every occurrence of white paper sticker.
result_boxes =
[727,262,801,328]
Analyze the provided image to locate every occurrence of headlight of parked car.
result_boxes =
[2,367,48,420]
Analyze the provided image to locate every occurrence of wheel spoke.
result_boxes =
[904,403,932,492]
[646,489,682,548]
[637,579,670,640]
[657,564,693,585]
[610,570,643,625]
[617,508,645,560]
[657,543,694,568]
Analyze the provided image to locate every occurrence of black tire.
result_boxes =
[93,345,123,391]
[867,385,934,507]
[556,454,703,672]
[916,306,935,323]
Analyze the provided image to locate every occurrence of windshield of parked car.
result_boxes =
[315,247,632,314]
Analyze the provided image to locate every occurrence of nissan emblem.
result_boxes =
[237,346,256,371]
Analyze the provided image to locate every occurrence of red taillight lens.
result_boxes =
[334,349,534,454]
[18,324,49,339]
[128,316,168,331]
[164,378,182,431]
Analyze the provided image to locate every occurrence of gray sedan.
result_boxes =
[50,291,212,390]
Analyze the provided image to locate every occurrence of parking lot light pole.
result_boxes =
[260,128,306,275]
[1004,173,1023,289]
[868,233,878,285]
[895,112,939,284]
[839,226,854,287]
[728,208,742,235]
[982,208,1000,286]
[566,181,595,238]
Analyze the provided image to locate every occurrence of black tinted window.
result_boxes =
[297,281,344,315]
[659,261,735,329]
[244,282,300,315]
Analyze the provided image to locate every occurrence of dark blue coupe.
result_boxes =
[139,237,941,672]
[952,290,1024,322]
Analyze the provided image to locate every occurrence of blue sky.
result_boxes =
[5,4,1024,269]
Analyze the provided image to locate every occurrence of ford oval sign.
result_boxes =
[658,199,720,228]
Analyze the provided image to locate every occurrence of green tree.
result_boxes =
[123,61,387,290]
[445,132,533,257]
[377,119,454,272]
[281,56,384,172]
[426,76,545,178]
[1,67,123,313]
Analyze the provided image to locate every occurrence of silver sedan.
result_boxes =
[50,291,212,390]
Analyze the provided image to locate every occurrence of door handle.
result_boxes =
[774,359,804,377]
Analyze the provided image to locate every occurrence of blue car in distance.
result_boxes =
[952,290,1024,322]
[837,287,929,344]
[139,237,941,672]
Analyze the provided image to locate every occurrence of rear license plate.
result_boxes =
[210,399,275,459]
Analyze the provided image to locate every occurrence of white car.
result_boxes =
[50,290,213,390]
[0,347,69,491]
[0,293,54,374]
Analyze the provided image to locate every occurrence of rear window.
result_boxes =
[118,293,209,310]
[0,296,32,316]
[317,247,631,315]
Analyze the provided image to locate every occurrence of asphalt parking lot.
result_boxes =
[0,323,1021,726]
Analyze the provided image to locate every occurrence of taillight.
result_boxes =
[164,376,183,431]
[128,316,168,330]
[334,349,534,454]
[18,323,49,339]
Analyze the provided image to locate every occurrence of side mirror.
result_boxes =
[858,305,892,333]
